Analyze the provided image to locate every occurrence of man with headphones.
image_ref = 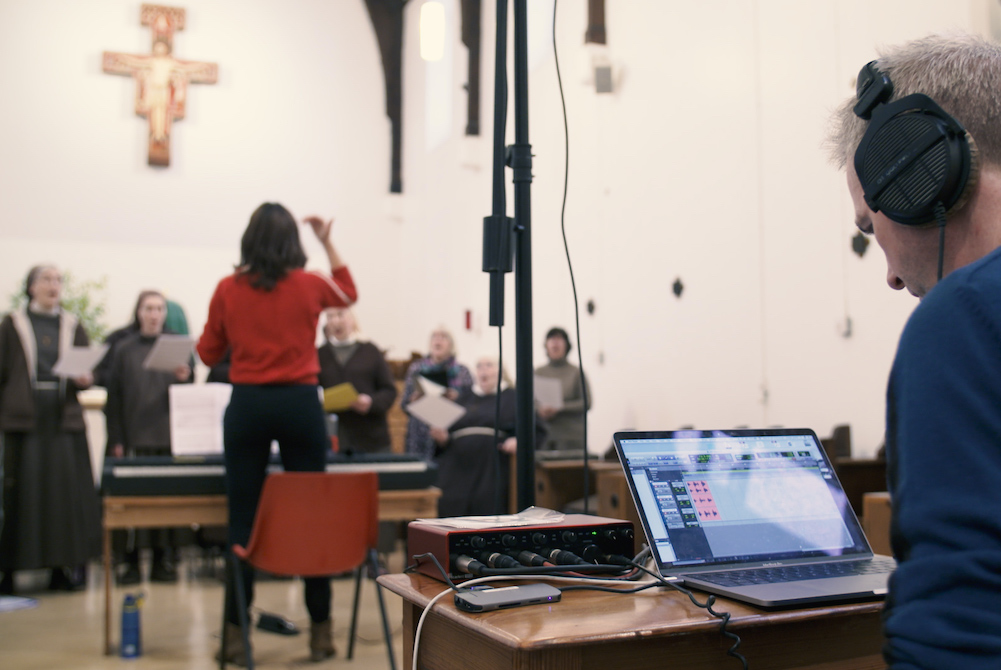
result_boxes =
[828,33,1001,668]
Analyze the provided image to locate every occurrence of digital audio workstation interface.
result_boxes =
[619,433,857,566]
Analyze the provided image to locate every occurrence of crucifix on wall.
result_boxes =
[103,4,218,166]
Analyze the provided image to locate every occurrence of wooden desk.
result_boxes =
[379,572,886,670]
[102,487,441,655]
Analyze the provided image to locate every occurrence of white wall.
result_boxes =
[0,0,992,459]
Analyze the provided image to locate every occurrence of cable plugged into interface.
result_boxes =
[451,554,488,576]
[581,545,633,566]
[479,552,522,569]
[510,550,548,567]
[540,548,587,565]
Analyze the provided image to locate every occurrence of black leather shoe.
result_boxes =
[48,567,85,592]
[117,563,142,586]
[0,571,14,595]
[150,559,178,583]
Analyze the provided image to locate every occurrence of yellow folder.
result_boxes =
[322,383,359,412]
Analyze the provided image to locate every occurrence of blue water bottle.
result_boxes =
[121,593,142,658]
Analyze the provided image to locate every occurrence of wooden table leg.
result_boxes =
[401,598,419,669]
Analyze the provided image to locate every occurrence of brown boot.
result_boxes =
[215,622,250,667]
[309,619,336,662]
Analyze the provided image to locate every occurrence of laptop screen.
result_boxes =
[614,429,872,571]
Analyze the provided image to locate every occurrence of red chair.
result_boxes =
[220,471,396,670]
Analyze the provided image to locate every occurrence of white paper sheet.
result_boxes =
[418,375,448,397]
[169,383,232,455]
[405,394,466,430]
[143,334,195,372]
[51,345,109,378]
[413,506,565,529]
[533,375,565,410]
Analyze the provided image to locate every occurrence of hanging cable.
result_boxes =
[551,0,592,513]
[935,202,947,281]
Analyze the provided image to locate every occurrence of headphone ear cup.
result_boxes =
[854,94,975,226]
[950,132,981,216]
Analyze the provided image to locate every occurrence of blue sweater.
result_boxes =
[884,245,1001,668]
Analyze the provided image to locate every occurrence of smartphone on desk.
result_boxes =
[454,584,562,613]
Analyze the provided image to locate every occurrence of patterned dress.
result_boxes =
[400,356,473,461]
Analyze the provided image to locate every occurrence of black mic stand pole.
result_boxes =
[510,0,535,513]
[482,0,535,512]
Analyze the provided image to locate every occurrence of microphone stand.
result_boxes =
[482,0,535,511]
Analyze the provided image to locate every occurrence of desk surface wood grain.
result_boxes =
[380,572,886,670]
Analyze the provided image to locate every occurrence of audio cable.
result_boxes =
[443,553,632,578]
[934,201,947,281]
[552,0,593,509]
[479,548,645,581]
[406,549,643,583]
[626,558,748,669]
[407,553,675,670]
[406,548,744,664]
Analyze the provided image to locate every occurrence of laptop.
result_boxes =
[612,428,894,609]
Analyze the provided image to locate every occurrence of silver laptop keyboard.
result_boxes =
[692,556,896,587]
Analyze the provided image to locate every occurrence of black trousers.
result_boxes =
[223,384,332,624]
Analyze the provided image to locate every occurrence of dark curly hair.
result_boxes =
[545,326,572,354]
[238,203,307,291]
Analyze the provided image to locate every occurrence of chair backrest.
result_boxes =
[233,471,379,577]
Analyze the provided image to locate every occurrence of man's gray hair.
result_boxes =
[827,32,1001,170]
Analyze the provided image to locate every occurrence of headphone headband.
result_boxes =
[853,62,974,226]
[854,61,893,120]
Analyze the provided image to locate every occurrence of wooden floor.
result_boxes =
[0,550,406,669]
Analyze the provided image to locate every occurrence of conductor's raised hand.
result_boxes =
[303,215,333,242]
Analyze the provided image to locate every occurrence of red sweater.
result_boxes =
[197,267,357,385]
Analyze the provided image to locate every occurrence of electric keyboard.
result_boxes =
[102,452,437,496]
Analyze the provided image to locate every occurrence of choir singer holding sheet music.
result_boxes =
[535,327,591,453]
[317,307,397,454]
[104,289,193,584]
[429,355,545,517]
[0,265,101,595]
[400,327,473,461]
[196,203,357,665]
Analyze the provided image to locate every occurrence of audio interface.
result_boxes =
[408,514,634,581]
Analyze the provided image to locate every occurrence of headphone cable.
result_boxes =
[935,202,947,281]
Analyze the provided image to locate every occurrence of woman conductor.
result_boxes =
[197,203,357,664]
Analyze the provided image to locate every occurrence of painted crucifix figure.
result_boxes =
[103,4,217,166]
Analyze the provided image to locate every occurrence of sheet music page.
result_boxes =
[414,506,566,528]
[534,375,564,410]
[143,334,195,372]
[323,383,359,412]
[51,344,109,378]
[169,383,232,455]
[418,376,448,397]
[406,394,466,430]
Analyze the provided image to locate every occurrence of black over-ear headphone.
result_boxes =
[853,61,975,226]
